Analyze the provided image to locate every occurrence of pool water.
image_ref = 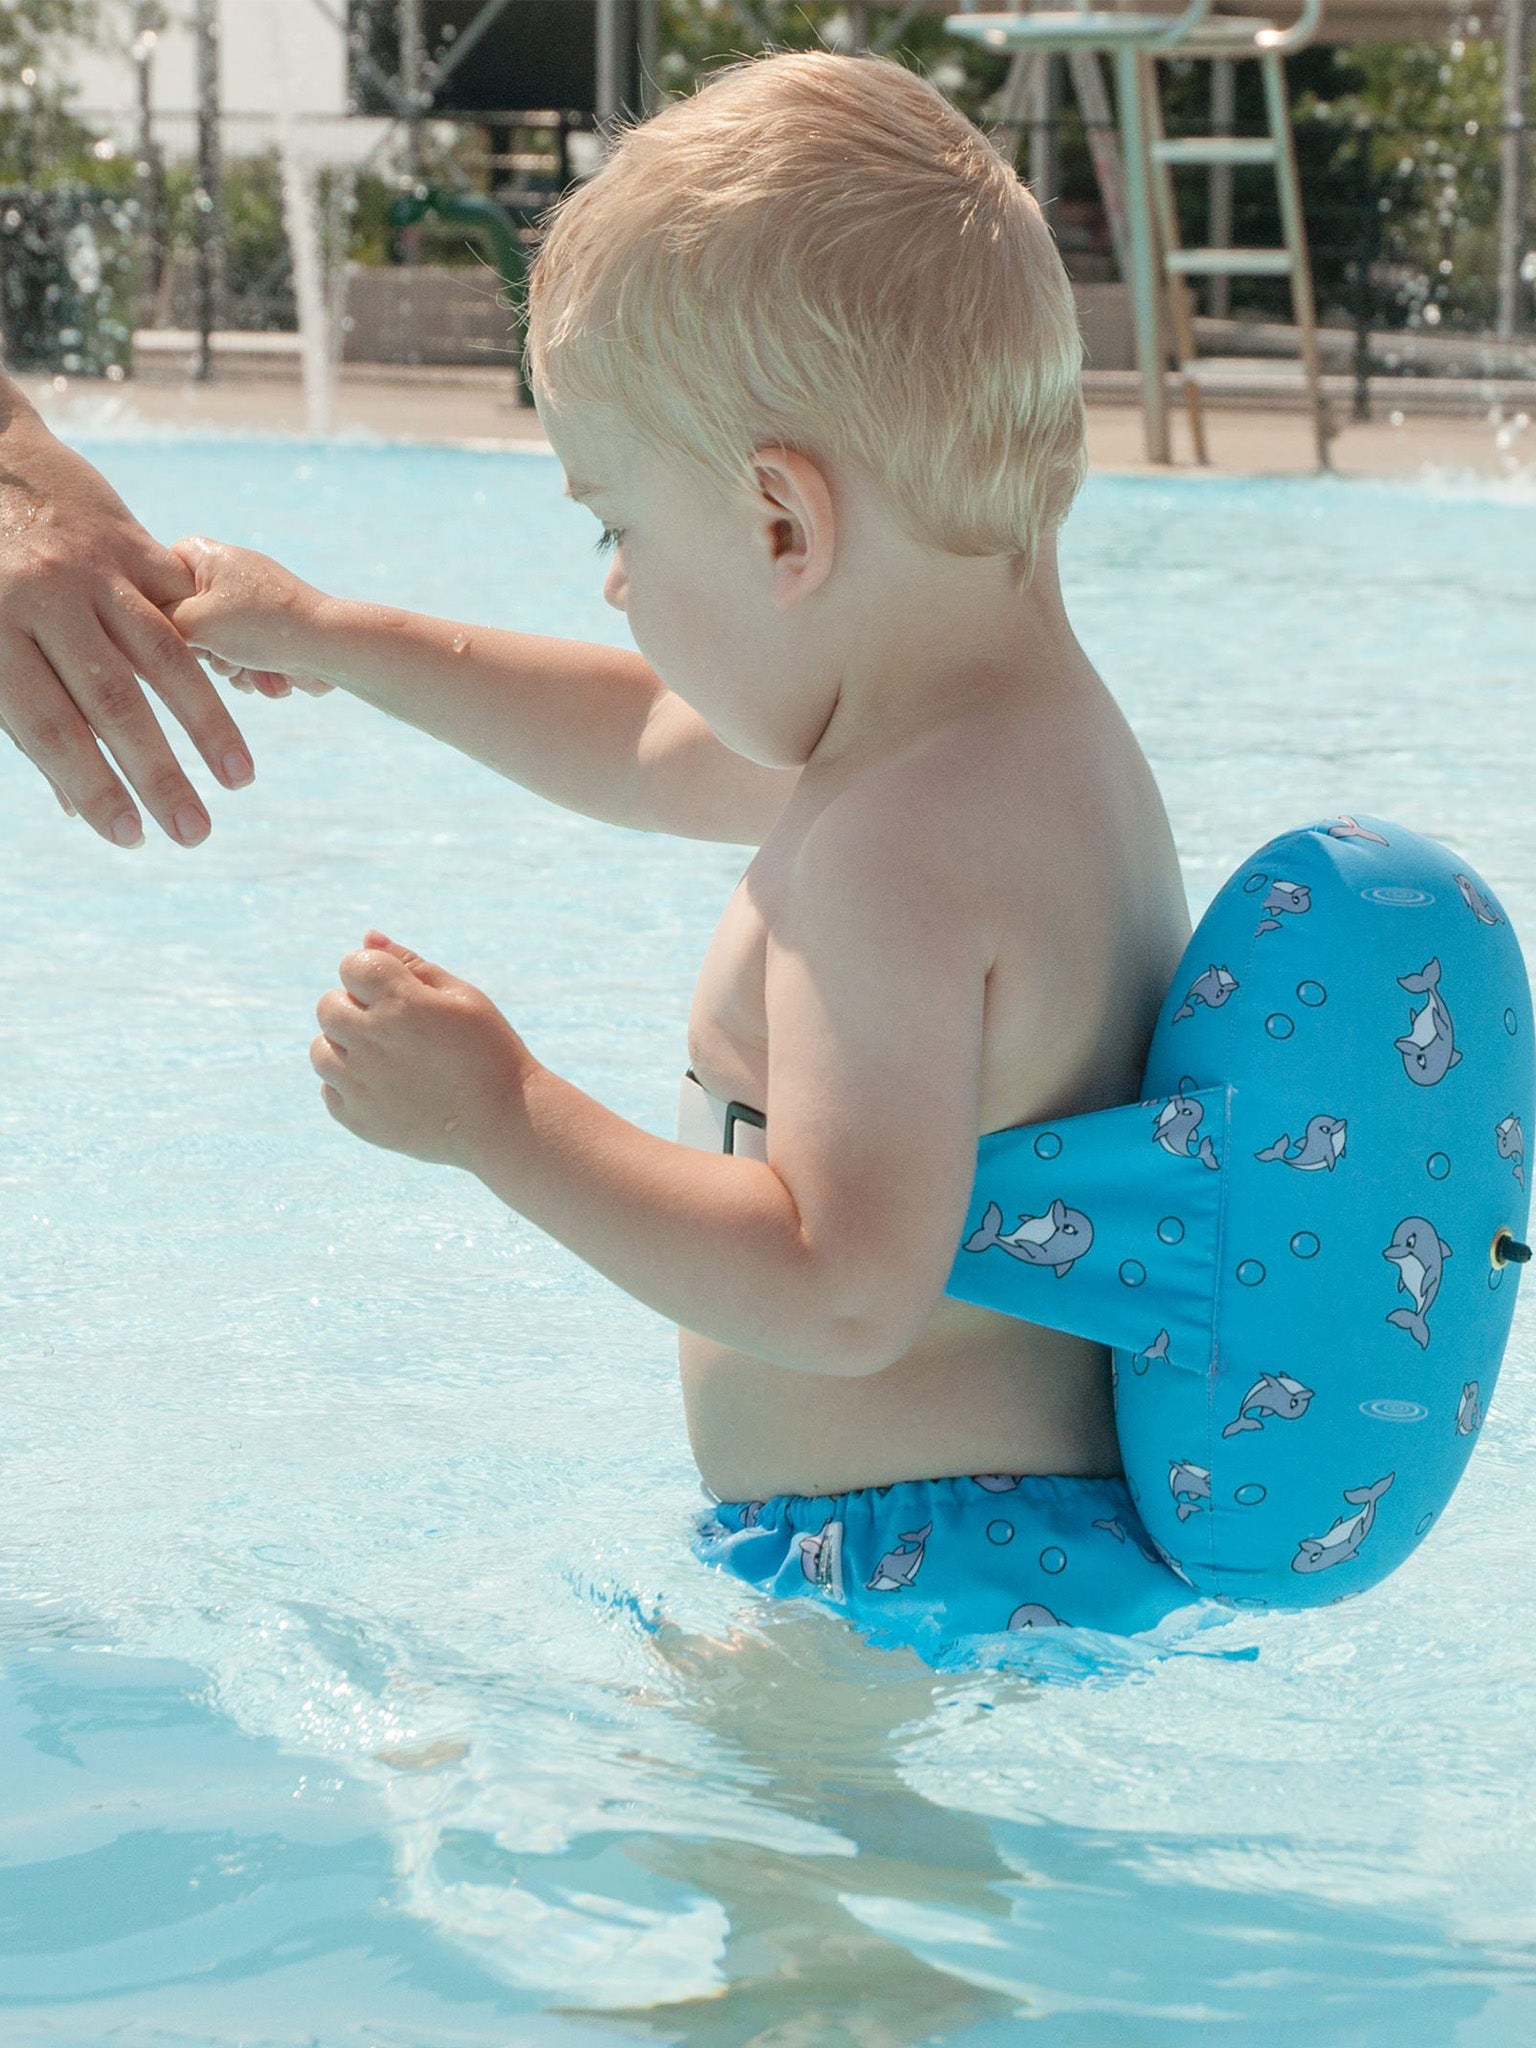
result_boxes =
[1,436,1533,2044]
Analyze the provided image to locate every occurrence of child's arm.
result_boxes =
[164,537,798,844]
[465,763,993,1376]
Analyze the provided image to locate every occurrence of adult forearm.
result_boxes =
[302,596,670,829]
[467,1063,888,1377]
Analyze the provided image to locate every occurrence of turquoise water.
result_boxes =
[2,436,1534,2043]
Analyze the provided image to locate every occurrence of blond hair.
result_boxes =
[519,49,1086,592]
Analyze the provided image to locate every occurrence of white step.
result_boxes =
[1166,247,1296,276]
[1152,137,1280,167]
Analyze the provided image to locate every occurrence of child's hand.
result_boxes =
[163,535,335,698]
[311,932,531,1171]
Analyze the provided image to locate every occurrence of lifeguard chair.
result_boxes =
[944,0,1331,467]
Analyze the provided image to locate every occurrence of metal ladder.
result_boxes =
[1143,42,1331,467]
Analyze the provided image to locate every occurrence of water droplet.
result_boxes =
[450,632,469,654]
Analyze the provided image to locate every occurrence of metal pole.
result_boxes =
[595,0,619,142]
[132,2,166,328]
[193,0,221,381]
[1028,54,1061,207]
[1208,56,1234,320]
[1496,0,1530,338]
[399,0,424,179]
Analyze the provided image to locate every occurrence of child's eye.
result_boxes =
[593,526,624,556]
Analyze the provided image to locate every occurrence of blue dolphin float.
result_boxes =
[946,815,1533,1609]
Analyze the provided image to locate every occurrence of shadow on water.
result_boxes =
[544,1607,1536,2047]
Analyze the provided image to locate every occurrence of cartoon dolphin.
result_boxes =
[1255,881,1311,936]
[971,1473,1022,1492]
[1255,1115,1348,1172]
[1172,964,1240,1024]
[1291,1473,1394,1574]
[1153,1094,1220,1171]
[797,1517,844,1596]
[964,1198,1093,1277]
[1383,1215,1453,1349]
[1394,958,1462,1087]
[1008,1603,1066,1629]
[1133,1328,1172,1375]
[1454,873,1503,926]
[1496,1113,1527,1191]
[1221,1371,1316,1437]
[1456,1381,1484,1436]
[741,1501,766,1528]
[1169,1460,1211,1522]
[1328,817,1390,845]
[1092,1516,1165,1565]
[865,1522,933,1592]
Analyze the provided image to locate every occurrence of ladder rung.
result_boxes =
[1151,137,1280,167]
[1166,248,1295,276]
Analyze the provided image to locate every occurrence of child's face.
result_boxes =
[532,383,842,768]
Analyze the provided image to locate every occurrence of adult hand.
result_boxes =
[0,385,258,848]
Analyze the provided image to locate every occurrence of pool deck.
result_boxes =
[20,364,1533,481]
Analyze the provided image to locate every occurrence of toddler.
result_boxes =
[167,50,1201,1660]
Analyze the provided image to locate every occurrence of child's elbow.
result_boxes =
[811,1287,934,1379]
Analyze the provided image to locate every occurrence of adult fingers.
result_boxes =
[23,616,219,848]
[0,707,76,814]
[99,585,257,795]
[0,630,148,844]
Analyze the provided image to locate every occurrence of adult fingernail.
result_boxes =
[222,748,254,787]
[112,814,144,847]
[175,805,208,845]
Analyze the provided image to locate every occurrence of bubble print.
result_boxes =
[1236,1259,1267,1286]
[1039,1547,1067,1575]
[1290,1231,1320,1259]
[1157,1216,1185,1244]
[1119,1260,1146,1288]
[1427,1152,1451,1180]
[986,1521,1014,1546]
[1297,981,1327,1007]
[1033,1131,1062,1160]
[1266,1014,1295,1040]
[1234,1483,1267,1506]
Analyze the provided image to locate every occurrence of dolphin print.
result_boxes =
[1221,1370,1316,1437]
[1008,1603,1066,1629]
[1255,880,1311,936]
[971,1473,1022,1492]
[1169,1460,1211,1522]
[964,1198,1094,1277]
[1291,1473,1394,1574]
[1495,1113,1527,1190]
[1153,1094,1220,1170]
[1255,1114,1348,1171]
[1455,1381,1483,1436]
[1383,1215,1453,1349]
[1133,1328,1172,1375]
[865,1522,933,1592]
[1394,958,1462,1087]
[1172,963,1240,1024]
[797,1517,845,1598]
[1327,817,1390,845]
[1454,872,1503,926]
